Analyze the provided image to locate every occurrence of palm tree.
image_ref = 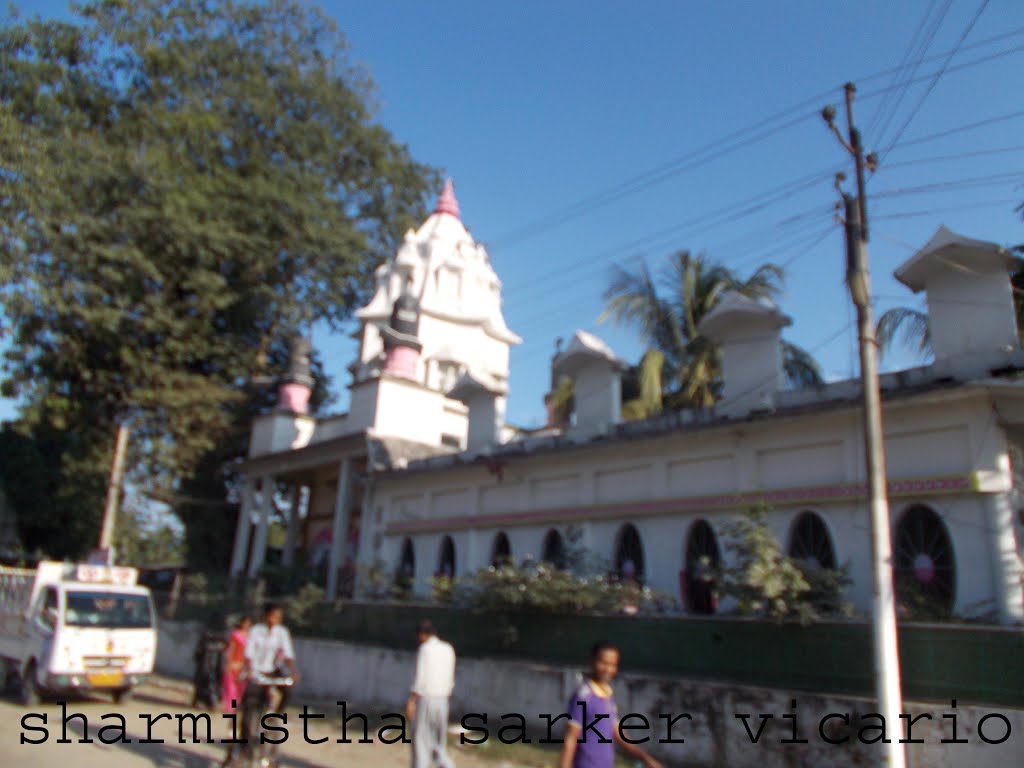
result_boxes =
[620,349,665,420]
[876,252,1024,359]
[601,251,823,409]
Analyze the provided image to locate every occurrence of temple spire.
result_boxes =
[434,177,460,219]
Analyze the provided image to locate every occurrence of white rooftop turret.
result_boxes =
[553,331,628,438]
[699,292,791,417]
[894,226,1020,378]
[448,370,508,452]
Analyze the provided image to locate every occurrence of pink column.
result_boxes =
[384,346,419,380]
[277,382,311,414]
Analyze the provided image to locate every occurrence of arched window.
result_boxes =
[395,538,415,596]
[895,505,956,615]
[788,511,837,570]
[436,536,456,578]
[614,524,645,584]
[491,532,512,566]
[684,520,720,614]
[541,529,566,569]
[399,538,415,578]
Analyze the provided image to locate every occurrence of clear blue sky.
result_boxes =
[2,0,1022,429]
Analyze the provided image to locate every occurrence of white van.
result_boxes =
[0,561,157,704]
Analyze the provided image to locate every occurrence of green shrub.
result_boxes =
[433,559,676,615]
[717,508,853,623]
[287,583,326,631]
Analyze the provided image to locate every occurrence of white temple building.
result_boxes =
[230,184,1024,625]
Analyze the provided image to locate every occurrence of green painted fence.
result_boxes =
[172,598,1024,708]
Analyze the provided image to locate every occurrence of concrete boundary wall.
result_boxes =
[158,620,1023,767]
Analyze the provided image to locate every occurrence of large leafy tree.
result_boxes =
[601,251,823,409]
[0,0,438,562]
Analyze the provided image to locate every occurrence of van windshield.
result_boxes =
[63,591,153,629]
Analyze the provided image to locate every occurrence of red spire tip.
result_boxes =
[434,178,460,219]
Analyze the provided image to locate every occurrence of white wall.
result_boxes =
[249,413,316,457]
[156,620,1024,768]
[366,390,1023,621]
[927,268,1018,371]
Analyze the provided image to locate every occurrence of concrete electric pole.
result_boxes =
[824,83,906,768]
[98,420,131,563]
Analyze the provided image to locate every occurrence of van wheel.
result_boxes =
[18,661,40,706]
[112,687,132,705]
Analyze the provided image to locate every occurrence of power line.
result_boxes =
[872,197,1020,221]
[487,45,1024,315]
[868,0,954,145]
[500,108,1024,311]
[490,110,817,248]
[878,0,992,162]
[891,108,1024,149]
[508,223,841,368]
[872,171,1024,199]
[503,207,833,328]
[499,167,840,302]
[865,0,938,139]
[487,31,1024,250]
[882,145,1024,168]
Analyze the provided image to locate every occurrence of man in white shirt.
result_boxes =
[239,604,299,755]
[405,619,456,768]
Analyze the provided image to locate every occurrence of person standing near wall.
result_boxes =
[559,642,663,768]
[191,613,226,709]
[219,615,251,767]
[405,619,456,768]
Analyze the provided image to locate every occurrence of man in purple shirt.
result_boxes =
[559,642,663,768]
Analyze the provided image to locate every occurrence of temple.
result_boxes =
[229,183,1024,624]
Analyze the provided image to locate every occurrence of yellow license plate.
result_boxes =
[87,671,124,688]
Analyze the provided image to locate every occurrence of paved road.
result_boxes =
[0,678,508,768]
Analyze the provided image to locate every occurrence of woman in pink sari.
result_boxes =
[220,616,251,767]
[222,616,251,712]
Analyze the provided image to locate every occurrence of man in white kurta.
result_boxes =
[405,619,456,768]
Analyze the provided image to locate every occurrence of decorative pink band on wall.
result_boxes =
[384,345,419,380]
[384,472,977,534]
[277,382,311,414]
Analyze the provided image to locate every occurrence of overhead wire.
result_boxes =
[505,210,835,333]
[490,44,1024,314]
[872,198,1020,221]
[891,108,1024,149]
[882,145,1024,168]
[871,171,1024,199]
[487,27,1024,250]
[484,19,1021,413]
[877,0,992,162]
[499,167,840,303]
[867,0,951,144]
[508,222,841,368]
[865,0,939,139]
[492,58,1024,315]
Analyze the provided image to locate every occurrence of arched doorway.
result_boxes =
[436,535,456,578]
[614,524,645,584]
[894,505,955,616]
[491,531,512,566]
[541,529,566,569]
[788,511,837,569]
[395,538,415,595]
[683,520,720,614]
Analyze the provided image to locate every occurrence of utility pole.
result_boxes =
[98,420,131,564]
[824,83,905,768]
